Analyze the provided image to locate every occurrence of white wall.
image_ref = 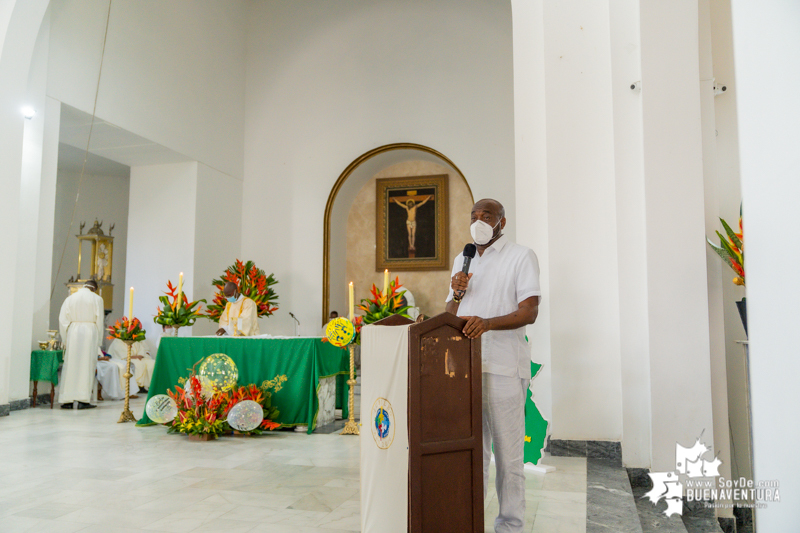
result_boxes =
[49,166,130,344]
[699,0,734,512]
[126,161,243,344]
[0,0,50,408]
[242,0,516,336]
[710,0,750,487]
[731,0,800,526]
[30,96,61,400]
[126,162,198,347]
[9,10,51,401]
[192,163,243,337]
[47,0,246,178]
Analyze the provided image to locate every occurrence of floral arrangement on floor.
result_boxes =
[154,280,206,328]
[167,372,287,439]
[107,317,146,342]
[167,375,228,439]
[220,383,282,435]
[205,260,279,322]
[707,207,745,286]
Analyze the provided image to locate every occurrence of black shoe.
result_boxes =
[60,403,73,409]
[77,402,97,410]
[138,387,148,394]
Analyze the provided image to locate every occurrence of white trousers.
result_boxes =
[483,372,530,533]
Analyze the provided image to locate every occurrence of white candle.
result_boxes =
[177,272,184,309]
[128,287,134,320]
[349,282,354,322]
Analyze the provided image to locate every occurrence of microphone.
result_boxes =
[289,312,300,336]
[461,243,477,274]
[456,244,477,299]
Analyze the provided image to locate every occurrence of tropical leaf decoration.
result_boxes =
[358,276,412,326]
[707,206,745,286]
[154,280,206,328]
[107,317,146,342]
[205,259,279,323]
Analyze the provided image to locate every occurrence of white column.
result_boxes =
[640,0,715,472]
[731,0,800,526]
[540,0,623,441]
[511,0,552,422]
[608,0,652,468]
[699,0,734,515]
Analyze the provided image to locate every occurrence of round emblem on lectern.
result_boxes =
[371,397,395,449]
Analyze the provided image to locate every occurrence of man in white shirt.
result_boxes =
[58,280,105,409]
[446,199,541,533]
[216,282,260,336]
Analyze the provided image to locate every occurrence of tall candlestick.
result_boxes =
[349,282,354,322]
[383,269,389,300]
[128,287,134,320]
[177,272,184,309]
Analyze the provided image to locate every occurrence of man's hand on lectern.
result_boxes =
[460,316,490,339]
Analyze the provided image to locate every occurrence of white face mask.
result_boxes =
[470,219,501,246]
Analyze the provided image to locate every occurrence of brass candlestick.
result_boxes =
[341,343,359,435]
[117,340,137,423]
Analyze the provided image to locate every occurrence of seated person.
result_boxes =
[96,348,135,400]
[322,310,339,335]
[108,338,155,393]
[216,282,260,336]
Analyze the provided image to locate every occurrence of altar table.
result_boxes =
[136,337,349,433]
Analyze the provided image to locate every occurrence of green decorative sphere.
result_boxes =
[198,353,238,392]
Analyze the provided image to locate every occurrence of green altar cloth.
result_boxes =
[136,337,349,433]
[30,350,63,385]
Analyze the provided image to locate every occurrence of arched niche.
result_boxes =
[323,143,473,323]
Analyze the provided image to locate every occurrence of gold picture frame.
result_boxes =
[376,175,449,271]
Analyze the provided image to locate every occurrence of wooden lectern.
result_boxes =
[360,312,483,533]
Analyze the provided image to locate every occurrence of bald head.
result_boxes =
[223,282,239,298]
[471,199,505,221]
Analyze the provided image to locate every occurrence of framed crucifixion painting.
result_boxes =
[376,174,448,271]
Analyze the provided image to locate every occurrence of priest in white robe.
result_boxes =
[215,282,260,336]
[108,338,155,392]
[58,280,104,409]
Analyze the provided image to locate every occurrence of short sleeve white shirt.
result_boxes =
[446,235,541,379]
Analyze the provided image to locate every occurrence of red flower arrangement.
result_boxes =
[107,317,146,342]
[205,260,279,323]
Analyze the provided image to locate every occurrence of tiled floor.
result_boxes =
[0,397,586,532]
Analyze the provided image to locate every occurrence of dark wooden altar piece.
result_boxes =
[407,312,483,533]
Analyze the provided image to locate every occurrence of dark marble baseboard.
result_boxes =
[9,398,30,411]
[733,505,754,533]
[546,438,622,466]
[0,404,9,417]
[587,458,643,533]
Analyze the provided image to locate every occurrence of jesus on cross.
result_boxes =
[392,194,432,255]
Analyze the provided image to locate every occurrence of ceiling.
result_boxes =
[58,104,192,173]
